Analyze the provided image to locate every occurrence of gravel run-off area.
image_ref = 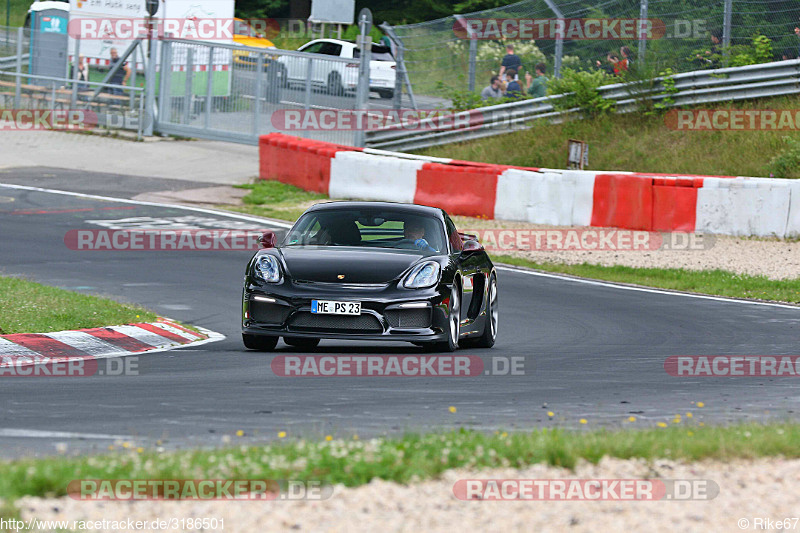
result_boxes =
[17,455,800,532]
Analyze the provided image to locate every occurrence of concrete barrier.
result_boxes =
[258,133,797,238]
[329,151,422,203]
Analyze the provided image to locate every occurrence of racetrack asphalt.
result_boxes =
[1,168,799,458]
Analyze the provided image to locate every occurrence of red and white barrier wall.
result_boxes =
[259,133,800,237]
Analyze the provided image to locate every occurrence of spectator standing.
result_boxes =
[524,63,548,98]
[108,48,130,95]
[70,55,89,91]
[795,27,800,57]
[480,75,504,100]
[504,68,522,99]
[499,44,522,81]
[620,46,633,70]
[596,53,623,75]
[696,30,722,68]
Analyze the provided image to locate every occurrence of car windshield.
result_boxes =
[353,45,394,61]
[284,208,445,254]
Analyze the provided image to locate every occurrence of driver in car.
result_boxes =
[403,221,437,252]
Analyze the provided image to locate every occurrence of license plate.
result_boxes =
[311,300,361,315]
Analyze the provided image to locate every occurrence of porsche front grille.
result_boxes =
[288,312,384,333]
[250,301,291,325]
[385,308,431,329]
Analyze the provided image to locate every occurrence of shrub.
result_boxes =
[547,68,615,116]
[767,136,800,178]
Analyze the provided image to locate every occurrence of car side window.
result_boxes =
[445,216,462,252]
[318,42,343,57]
[300,42,324,54]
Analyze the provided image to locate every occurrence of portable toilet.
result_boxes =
[28,2,69,83]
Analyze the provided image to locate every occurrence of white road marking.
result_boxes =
[0,429,129,439]
[496,265,800,310]
[0,183,294,228]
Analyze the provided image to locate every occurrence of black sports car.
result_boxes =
[241,201,498,351]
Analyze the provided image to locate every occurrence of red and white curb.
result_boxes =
[0,318,224,367]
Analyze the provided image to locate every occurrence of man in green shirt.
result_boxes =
[525,63,548,99]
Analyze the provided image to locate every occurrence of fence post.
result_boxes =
[638,0,648,65]
[252,52,263,139]
[129,44,138,110]
[183,47,193,124]
[354,12,372,148]
[14,26,22,107]
[70,36,80,109]
[454,15,477,92]
[144,38,157,135]
[303,56,313,111]
[380,23,417,110]
[543,0,564,78]
[723,0,732,65]
[205,45,214,129]
[157,39,172,128]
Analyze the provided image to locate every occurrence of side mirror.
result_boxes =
[462,239,484,253]
[259,231,277,249]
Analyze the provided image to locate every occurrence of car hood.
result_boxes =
[278,246,425,284]
[233,36,276,49]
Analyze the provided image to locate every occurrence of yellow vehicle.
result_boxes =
[232,18,277,67]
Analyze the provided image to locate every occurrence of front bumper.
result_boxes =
[242,280,450,342]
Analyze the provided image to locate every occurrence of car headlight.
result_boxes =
[403,261,441,289]
[254,255,282,283]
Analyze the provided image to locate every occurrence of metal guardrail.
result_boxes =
[365,59,800,152]
[0,53,28,69]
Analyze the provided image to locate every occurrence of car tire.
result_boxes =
[327,72,344,96]
[378,89,394,99]
[427,282,460,352]
[473,273,498,348]
[242,333,278,351]
[283,337,320,350]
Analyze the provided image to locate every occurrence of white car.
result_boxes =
[276,38,396,99]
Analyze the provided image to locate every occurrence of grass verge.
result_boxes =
[494,256,800,305]
[228,180,327,221]
[0,422,798,499]
[0,276,157,334]
[416,94,800,178]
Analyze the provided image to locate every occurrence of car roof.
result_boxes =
[305,201,445,218]
[302,38,355,48]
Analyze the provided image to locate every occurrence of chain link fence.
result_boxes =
[387,0,800,98]
[0,25,144,136]
[156,38,362,145]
